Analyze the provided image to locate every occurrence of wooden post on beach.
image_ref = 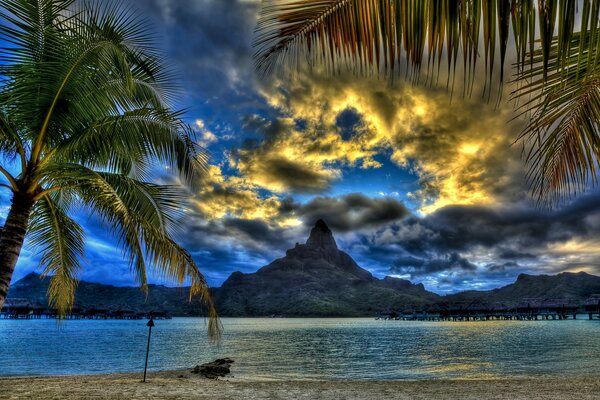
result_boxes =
[143,317,155,383]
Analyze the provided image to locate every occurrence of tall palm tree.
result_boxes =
[253,0,600,204]
[0,0,220,338]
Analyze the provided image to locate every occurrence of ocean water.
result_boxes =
[1,318,599,380]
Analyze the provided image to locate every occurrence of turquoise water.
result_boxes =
[1,318,599,380]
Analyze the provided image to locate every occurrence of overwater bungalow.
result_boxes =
[1,298,32,319]
[375,311,398,320]
[400,306,419,320]
[148,310,172,320]
[584,295,600,319]
[83,307,111,319]
[534,299,578,319]
[422,304,443,320]
[112,309,140,320]
[376,297,588,322]
[0,299,47,319]
[1,302,170,320]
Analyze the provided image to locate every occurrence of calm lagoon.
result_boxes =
[1,318,599,380]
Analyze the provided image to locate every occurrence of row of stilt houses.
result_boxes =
[0,299,171,320]
[377,295,600,321]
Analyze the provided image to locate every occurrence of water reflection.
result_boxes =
[0,318,598,379]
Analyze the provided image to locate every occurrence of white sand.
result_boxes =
[1,371,599,400]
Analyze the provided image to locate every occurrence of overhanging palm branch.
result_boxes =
[512,24,600,205]
[254,0,582,86]
[0,0,220,340]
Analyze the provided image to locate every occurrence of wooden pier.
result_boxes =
[0,299,171,320]
[377,296,600,322]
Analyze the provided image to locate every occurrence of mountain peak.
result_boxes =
[306,219,337,251]
[314,219,329,230]
[14,272,42,286]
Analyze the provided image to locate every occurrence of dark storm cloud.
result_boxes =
[363,191,600,282]
[497,249,537,260]
[374,191,600,257]
[486,261,521,272]
[297,193,409,232]
[185,218,292,255]
[234,116,343,192]
[391,252,477,277]
[261,158,334,193]
[221,218,291,249]
[177,217,302,285]
[241,114,292,142]
[137,0,260,103]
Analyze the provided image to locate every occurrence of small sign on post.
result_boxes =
[142,317,155,383]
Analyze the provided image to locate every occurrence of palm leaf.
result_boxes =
[38,162,222,340]
[254,0,591,92]
[28,194,85,317]
[0,110,26,167]
[51,108,207,183]
[513,23,600,204]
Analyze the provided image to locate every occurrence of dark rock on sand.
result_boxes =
[191,358,234,379]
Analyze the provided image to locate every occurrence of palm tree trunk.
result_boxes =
[0,192,34,310]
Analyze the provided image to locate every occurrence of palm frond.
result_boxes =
[0,109,26,167]
[28,194,85,317]
[38,163,222,340]
[0,0,178,158]
[254,0,587,91]
[0,0,75,64]
[51,107,207,183]
[513,24,600,204]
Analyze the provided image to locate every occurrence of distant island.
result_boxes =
[5,220,600,317]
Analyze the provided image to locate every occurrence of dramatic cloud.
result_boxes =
[191,165,296,225]
[391,253,478,277]
[296,194,409,232]
[139,0,260,101]
[255,71,527,213]
[352,191,600,290]
[231,113,377,193]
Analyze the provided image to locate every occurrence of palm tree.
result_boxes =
[253,0,600,204]
[0,0,220,338]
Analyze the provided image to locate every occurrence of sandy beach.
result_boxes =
[1,371,599,400]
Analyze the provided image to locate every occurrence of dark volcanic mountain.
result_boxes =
[212,219,440,316]
[7,220,600,317]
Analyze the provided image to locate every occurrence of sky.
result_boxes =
[4,0,600,294]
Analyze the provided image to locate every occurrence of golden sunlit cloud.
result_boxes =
[193,165,301,227]
[551,239,600,255]
[192,70,526,226]
[254,71,524,213]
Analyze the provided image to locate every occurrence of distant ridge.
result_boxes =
[445,271,600,304]
[7,272,207,316]
[6,220,600,316]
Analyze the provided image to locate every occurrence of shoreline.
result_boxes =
[1,371,599,400]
